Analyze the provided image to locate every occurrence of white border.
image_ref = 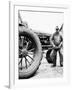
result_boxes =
[9,1,71,88]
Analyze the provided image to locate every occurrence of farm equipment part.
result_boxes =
[18,13,63,79]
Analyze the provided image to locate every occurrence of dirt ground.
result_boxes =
[32,52,63,79]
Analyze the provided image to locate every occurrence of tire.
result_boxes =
[19,28,42,79]
[46,49,53,63]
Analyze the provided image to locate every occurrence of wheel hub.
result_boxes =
[22,48,28,57]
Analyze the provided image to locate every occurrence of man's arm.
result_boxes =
[58,35,63,48]
[50,34,56,47]
[58,42,63,48]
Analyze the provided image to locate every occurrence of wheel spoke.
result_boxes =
[26,41,29,50]
[27,55,34,61]
[25,57,27,69]
[28,48,35,52]
[21,36,24,48]
[18,58,23,65]
[26,40,32,50]
[28,51,34,55]
[25,57,31,66]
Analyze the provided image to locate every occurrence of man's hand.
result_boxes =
[53,45,60,49]
[58,42,63,48]
[53,45,59,49]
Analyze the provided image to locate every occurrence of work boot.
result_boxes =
[60,64,63,67]
[51,64,56,67]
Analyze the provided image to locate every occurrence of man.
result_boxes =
[50,26,63,67]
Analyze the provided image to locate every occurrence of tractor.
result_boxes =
[18,13,63,79]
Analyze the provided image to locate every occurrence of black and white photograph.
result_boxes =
[8,0,72,88]
[18,7,63,79]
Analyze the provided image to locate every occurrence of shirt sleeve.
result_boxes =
[50,34,54,46]
[51,34,54,41]
[60,35,63,42]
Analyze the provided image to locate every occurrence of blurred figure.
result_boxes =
[50,26,63,67]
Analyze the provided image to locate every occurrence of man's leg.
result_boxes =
[59,49,63,67]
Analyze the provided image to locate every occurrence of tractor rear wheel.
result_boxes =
[19,29,42,79]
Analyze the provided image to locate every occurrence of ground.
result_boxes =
[32,51,63,79]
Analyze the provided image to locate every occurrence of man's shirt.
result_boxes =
[51,32,63,46]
